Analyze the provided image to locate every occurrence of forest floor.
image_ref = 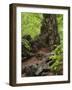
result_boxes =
[21,47,62,77]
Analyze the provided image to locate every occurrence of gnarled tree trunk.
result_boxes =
[40,14,60,51]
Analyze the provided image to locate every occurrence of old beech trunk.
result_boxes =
[40,14,60,51]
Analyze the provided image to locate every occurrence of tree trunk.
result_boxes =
[40,14,60,51]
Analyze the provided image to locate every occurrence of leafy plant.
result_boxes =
[22,39,31,51]
[49,43,63,74]
[57,14,63,42]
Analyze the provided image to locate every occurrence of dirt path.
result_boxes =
[22,56,42,67]
[22,48,50,67]
[21,48,56,76]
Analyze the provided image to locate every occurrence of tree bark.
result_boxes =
[40,14,60,51]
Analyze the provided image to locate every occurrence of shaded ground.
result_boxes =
[21,47,63,77]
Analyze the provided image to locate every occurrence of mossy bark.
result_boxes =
[40,14,60,51]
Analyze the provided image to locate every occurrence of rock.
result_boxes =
[48,60,55,66]
[22,66,32,76]
[22,64,38,76]
[29,64,38,76]
[35,65,43,75]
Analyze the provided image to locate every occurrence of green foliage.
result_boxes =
[57,14,63,42]
[21,13,43,39]
[22,38,31,51]
[49,43,63,74]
